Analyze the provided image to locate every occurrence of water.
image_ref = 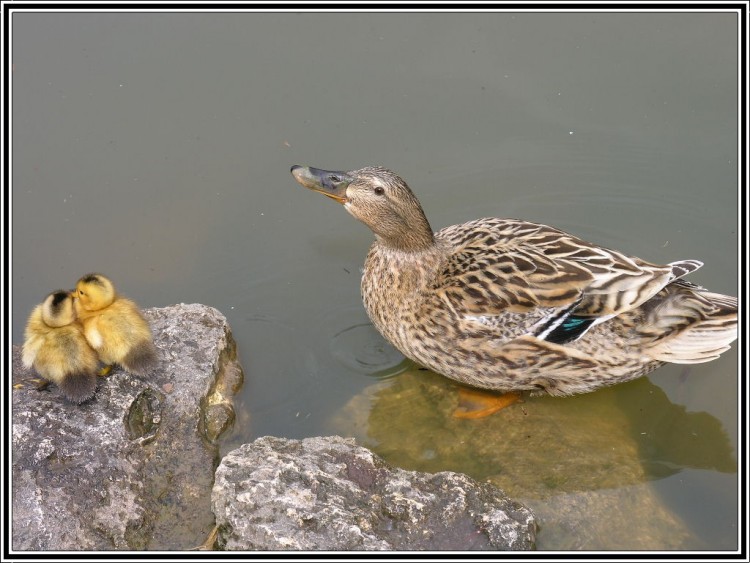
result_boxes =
[10,11,739,550]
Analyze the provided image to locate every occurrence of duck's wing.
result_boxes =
[21,306,45,368]
[435,218,701,343]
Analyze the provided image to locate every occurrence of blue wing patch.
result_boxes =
[543,315,596,345]
[533,296,598,345]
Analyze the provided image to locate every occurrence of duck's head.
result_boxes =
[73,273,116,312]
[41,290,77,328]
[291,165,434,252]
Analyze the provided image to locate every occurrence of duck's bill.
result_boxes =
[291,165,352,204]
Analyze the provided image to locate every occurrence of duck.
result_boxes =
[72,273,158,376]
[21,290,100,403]
[291,165,738,417]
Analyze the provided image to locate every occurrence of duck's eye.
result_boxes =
[374,186,385,196]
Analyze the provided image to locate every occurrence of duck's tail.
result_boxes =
[643,286,737,364]
[122,340,159,377]
[58,371,98,404]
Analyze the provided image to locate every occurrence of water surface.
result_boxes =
[11,11,739,550]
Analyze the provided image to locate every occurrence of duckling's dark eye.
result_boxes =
[374,186,385,196]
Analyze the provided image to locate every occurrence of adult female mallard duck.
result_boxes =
[292,165,738,417]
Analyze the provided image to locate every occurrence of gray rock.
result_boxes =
[12,303,243,551]
[211,435,536,550]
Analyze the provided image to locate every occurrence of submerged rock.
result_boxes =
[331,366,735,550]
[12,303,243,551]
[211,435,536,550]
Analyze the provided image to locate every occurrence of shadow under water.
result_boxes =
[330,365,735,550]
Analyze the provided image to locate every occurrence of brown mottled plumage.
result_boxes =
[22,290,99,403]
[73,273,158,376]
[292,165,737,396]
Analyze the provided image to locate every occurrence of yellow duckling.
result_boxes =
[72,273,158,376]
[22,290,99,403]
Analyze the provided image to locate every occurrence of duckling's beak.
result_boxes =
[291,165,352,204]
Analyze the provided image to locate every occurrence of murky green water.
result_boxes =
[11,11,738,550]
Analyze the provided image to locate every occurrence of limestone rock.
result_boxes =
[12,303,243,550]
[211,435,536,550]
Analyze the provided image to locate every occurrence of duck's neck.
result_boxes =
[367,236,447,295]
[375,212,435,253]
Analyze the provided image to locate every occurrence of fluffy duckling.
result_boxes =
[22,290,99,403]
[292,165,737,416]
[72,273,158,376]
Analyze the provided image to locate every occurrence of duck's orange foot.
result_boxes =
[453,388,522,419]
[98,365,113,377]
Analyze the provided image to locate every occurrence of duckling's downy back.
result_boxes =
[73,273,158,377]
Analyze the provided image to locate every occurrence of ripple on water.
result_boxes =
[330,322,407,378]
[319,306,408,380]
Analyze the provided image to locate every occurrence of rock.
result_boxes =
[12,303,244,550]
[211,435,536,550]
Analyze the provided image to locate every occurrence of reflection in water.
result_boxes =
[613,379,736,478]
[330,366,735,549]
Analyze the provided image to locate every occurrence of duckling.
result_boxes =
[21,290,99,403]
[292,165,738,415]
[72,273,158,376]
